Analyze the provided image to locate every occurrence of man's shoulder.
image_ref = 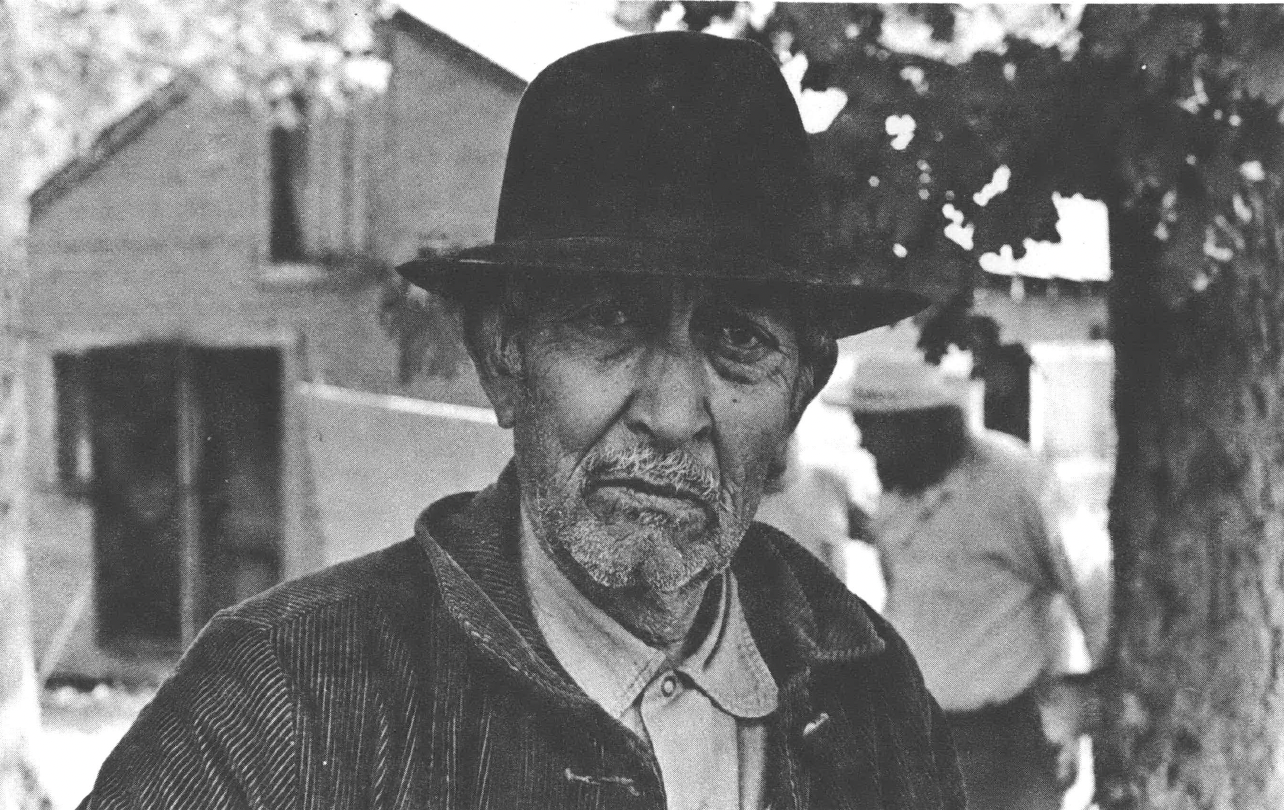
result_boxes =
[217,537,435,632]
[743,523,898,652]
[970,427,1037,463]
[749,521,842,585]
[966,429,1049,487]
[746,523,941,719]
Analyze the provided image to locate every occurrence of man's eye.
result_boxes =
[718,322,767,351]
[583,301,632,329]
[708,314,778,360]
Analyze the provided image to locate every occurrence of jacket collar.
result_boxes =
[414,462,887,700]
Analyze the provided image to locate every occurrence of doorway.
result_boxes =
[63,342,285,649]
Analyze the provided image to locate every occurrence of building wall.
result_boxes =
[373,19,525,264]
[26,94,264,337]
[972,287,1108,345]
[25,90,266,681]
[23,27,526,681]
[301,385,512,565]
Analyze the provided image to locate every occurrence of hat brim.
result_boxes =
[395,237,931,338]
[824,378,972,412]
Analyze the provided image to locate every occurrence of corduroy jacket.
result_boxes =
[81,467,965,810]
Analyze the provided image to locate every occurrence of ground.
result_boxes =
[35,684,152,810]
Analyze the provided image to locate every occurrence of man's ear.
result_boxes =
[788,336,838,428]
[463,306,525,429]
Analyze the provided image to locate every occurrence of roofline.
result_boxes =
[387,9,528,96]
[389,1,630,86]
[29,75,196,223]
[25,10,528,223]
[29,5,627,221]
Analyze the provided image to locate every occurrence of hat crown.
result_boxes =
[393,31,934,339]
[495,32,819,261]
[834,354,970,413]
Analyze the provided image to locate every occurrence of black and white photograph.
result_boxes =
[0,2,1277,808]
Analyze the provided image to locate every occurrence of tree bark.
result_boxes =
[0,0,45,806]
[0,161,43,810]
[1099,183,1284,808]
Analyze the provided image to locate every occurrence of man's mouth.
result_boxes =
[589,477,708,510]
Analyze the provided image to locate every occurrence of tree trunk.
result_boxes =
[0,0,46,806]
[1099,185,1284,808]
[0,169,43,810]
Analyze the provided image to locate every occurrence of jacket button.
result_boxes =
[659,674,678,698]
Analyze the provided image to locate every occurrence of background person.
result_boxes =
[756,360,887,608]
[832,353,1105,810]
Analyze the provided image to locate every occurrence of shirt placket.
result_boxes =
[639,670,741,810]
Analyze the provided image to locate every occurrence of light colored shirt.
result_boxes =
[521,517,777,810]
[872,429,1095,712]
[757,400,889,608]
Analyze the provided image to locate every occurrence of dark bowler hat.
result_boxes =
[396,31,930,337]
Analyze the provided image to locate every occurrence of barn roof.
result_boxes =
[28,2,629,221]
[29,76,195,222]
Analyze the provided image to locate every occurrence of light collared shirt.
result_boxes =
[873,429,1097,713]
[520,516,777,810]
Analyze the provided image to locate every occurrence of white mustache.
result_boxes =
[584,445,720,506]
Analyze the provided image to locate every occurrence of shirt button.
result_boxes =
[659,674,678,698]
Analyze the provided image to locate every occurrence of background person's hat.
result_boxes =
[825,353,971,413]
[395,31,931,337]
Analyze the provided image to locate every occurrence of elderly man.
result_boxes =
[81,32,963,810]
[834,355,1103,810]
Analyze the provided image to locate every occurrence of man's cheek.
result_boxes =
[539,371,627,448]
[725,432,783,500]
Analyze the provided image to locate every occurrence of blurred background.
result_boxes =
[8,2,1284,809]
[12,3,1111,805]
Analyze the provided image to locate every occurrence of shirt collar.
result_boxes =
[520,510,777,721]
[676,567,778,718]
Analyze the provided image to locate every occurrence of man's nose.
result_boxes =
[625,340,713,449]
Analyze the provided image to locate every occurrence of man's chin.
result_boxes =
[579,556,715,595]
[530,497,735,592]
[566,528,722,593]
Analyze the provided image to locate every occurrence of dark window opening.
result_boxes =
[63,343,284,650]
[86,343,185,646]
[54,353,93,496]
[981,342,1034,443]
[269,95,307,263]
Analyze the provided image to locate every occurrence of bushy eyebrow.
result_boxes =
[701,288,803,337]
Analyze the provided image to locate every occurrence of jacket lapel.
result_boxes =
[414,465,590,710]
[732,526,892,810]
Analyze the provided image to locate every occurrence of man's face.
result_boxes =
[494,275,807,595]
[853,406,961,492]
[852,412,917,467]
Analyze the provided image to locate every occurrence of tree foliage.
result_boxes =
[2,0,387,194]
[665,3,1284,362]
